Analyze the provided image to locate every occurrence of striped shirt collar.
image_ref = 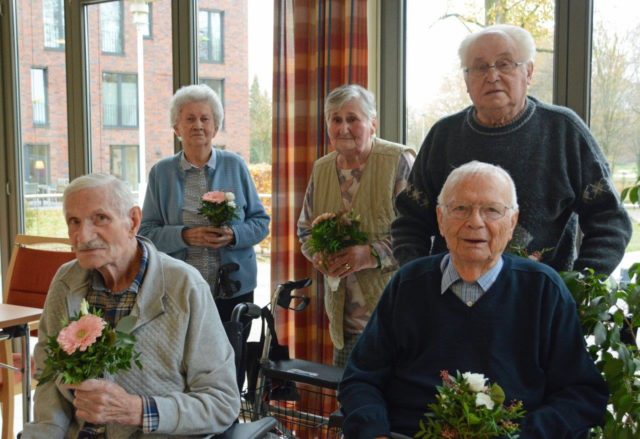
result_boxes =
[91,238,149,295]
[179,149,216,171]
[440,253,504,295]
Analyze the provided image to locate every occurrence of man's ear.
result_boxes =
[526,62,534,85]
[129,206,142,237]
[436,206,445,237]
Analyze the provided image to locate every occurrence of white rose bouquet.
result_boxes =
[415,370,525,439]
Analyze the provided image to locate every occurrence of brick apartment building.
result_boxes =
[18,0,249,195]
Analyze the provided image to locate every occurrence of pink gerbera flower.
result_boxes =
[57,314,106,355]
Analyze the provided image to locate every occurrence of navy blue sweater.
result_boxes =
[338,254,608,438]
[392,96,631,275]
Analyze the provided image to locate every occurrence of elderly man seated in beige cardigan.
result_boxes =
[22,173,239,438]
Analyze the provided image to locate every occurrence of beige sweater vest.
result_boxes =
[312,137,412,349]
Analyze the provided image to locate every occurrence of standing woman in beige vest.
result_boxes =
[297,84,415,367]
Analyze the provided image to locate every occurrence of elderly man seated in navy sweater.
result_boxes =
[338,161,608,439]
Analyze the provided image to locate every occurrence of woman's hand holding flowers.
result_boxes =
[182,225,235,248]
[322,244,378,278]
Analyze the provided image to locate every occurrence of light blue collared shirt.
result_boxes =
[440,254,504,307]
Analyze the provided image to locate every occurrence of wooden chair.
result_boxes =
[1,235,74,439]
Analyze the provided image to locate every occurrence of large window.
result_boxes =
[590,0,640,259]
[102,72,138,128]
[590,1,640,176]
[30,68,49,126]
[15,0,69,238]
[405,0,555,150]
[199,9,224,63]
[101,1,124,54]
[43,0,65,49]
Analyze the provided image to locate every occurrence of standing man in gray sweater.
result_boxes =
[392,24,631,275]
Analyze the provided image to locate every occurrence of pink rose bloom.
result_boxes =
[202,191,226,203]
[57,314,106,355]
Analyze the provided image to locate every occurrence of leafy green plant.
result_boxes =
[561,267,640,438]
[620,176,640,204]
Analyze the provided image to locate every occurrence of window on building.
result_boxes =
[31,68,49,126]
[102,72,138,128]
[198,9,223,63]
[23,144,50,188]
[43,0,65,49]
[199,77,224,129]
[100,1,124,55]
[143,3,153,39]
[110,145,140,191]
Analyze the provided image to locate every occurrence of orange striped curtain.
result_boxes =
[271,0,368,366]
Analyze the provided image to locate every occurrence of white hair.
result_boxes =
[437,161,519,209]
[324,84,377,124]
[169,84,224,130]
[63,173,136,219]
[458,24,536,67]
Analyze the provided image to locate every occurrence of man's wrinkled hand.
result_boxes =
[68,379,142,426]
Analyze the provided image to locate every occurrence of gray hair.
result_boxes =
[63,173,136,219]
[169,84,224,130]
[458,24,536,68]
[437,161,519,209]
[324,84,377,124]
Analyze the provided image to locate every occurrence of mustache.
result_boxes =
[74,240,108,251]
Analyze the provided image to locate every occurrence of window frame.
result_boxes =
[30,67,49,127]
[100,0,125,56]
[199,76,225,129]
[198,8,224,64]
[102,71,139,129]
[43,0,65,50]
[23,143,51,187]
[109,144,140,190]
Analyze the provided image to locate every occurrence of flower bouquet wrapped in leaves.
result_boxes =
[198,191,238,227]
[37,299,142,438]
[38,299,142,385]
[415,370,525,439]
[307,210,367,291]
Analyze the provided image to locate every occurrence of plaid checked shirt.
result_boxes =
[86,239,159,433]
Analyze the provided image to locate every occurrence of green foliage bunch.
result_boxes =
[415,370,525,439]
[38,300,142,385]
[307,210,368,256]
[561,267,640,438]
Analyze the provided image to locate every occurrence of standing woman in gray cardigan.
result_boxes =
[140,84,269,345]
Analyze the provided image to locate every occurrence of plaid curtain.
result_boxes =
[271,0,368,366]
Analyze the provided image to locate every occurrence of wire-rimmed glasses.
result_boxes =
[443,203,515,221]
[463,59,525,77]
